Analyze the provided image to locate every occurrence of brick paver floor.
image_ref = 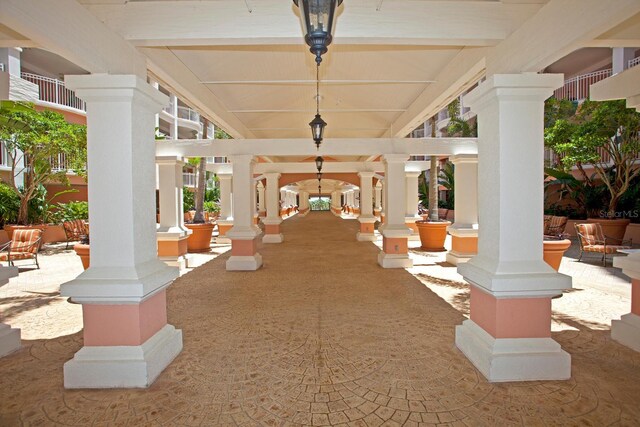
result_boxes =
[1,212,639,426]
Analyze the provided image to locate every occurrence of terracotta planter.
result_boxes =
[185,223,215,253]
[543,238,571,271]
[4,224,48,239]
[416,220,451,251]
[74,243,90,270]
[586,218,630,241]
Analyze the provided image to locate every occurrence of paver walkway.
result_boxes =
[1,212,640,426]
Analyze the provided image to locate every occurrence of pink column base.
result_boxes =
[470,286,551,339]
[632,279,640,316]
[264,224,281,235]
[382,237,408,255]
[231,238,258,256]
[83,291,168,346]
[360,223,374,234]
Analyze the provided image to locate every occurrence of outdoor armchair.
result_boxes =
[62,219,89,249]
[574,223,631,266]
[544,215,568,237]
[0,228,43,269]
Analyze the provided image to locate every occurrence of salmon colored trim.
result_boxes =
[382,237,408,255]
[83,291,167,346]
[157,237,189,257]
[279,173,360,187]
[470,287,551,339]
[360,223,374,233]
[217,224,232,237]
[265,224,281,234]
[632,279,639,316]
[231,238,257,256]
[451,235,478,254]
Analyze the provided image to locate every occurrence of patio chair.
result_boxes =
[0,228,43,269]
[62,219,89,249]
[574,223,632,266]
[544,215,568,237]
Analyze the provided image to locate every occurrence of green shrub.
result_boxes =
[183,189,195,210]
[0,182,19,225]
[52,201,89,222]
[203,200,220,214]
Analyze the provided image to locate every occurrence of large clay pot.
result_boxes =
[4,224,48,248]
[586,218,630,241]
[543,238,571,271]
[185,223,215,253]
[74,243,90,270]
[416,220,451,251]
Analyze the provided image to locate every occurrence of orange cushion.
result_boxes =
[0,252,34,261]
[584,245,631,254]
[10,229,42,254]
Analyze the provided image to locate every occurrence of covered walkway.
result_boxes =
[1,213,640,425]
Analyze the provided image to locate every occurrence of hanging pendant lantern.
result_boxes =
[293,0,343,65]
[309,113,326,149]
[315,155,324,172]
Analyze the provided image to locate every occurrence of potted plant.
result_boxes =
[545,99,640,240]
[543,233,571,271]
[74,234,90,270]
[416,117,451,251]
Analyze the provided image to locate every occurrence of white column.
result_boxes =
[405,171,422,240]
[169,93,178,139]
[613,47,635,74]
[299,191,310,216]
[374,181,382,216]
[226,155,262,271]
[61,74,182,388]
[257,181,266,217]
[357,171,376,241]
[262,172,284,243]
[252,178,258,224]
[354,190,360,210]
[446,155,479,265]
[378,155,412,268]
[456,73,571,382]
[217,173,233,242]
[0,265,20,357]
[156,156,191,269]
[612,254,640,351]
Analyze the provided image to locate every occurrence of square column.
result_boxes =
[357,171,376,242]
[405,171,422,240]
[378,155,413,268]
[217,173,233,243]
[257,181,266,217]
[456,73,571,382]
[612,253,640,351]
[446,155,478,265]
[0,265,20,357]
[299,191,310,216]
[226,155,263,270]
[156,156,191,269]
[374,181,382,218]
[262,173,284,243]
[61,74,182,388]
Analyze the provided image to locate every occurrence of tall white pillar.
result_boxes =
[405,171,422,240]
[61,74,182,388]
[378,155,412,268]
[456,73,571,382]
[299,191,310,216]
[357,172,376,241]
[446,155,479,265]
[612,47,635,74]
[0,265,20,357]
[374,180,383,217]
[156,156,191,269]
[612,251,640,351]
[262,173,284,243]
[169,93,178,138]
[257,181,266,217]
[217,173,233,242]
[226,155,262,271]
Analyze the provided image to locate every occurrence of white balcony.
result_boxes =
[553,69,612,101]
[20,72,86,112]
[183,172,196,187]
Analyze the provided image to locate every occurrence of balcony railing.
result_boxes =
[629,57,640,69]
[206,156,228,164]
[177,106,200,123]
[20,72,86,111]
[0,141,12,168]
[183,172,196,187]
[553,69,612,101]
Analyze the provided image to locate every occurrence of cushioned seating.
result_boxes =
[62,219,89,249]
[575,223,631,266]
[544,215,568,236]
[0,228,43,269]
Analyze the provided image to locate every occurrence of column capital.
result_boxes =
[357,171,375,178]
[382,154,409,164]
[155,155,185,166]
[264,172,281,179]
[404,171,421,178]
[465,73,564,111]
[65,74,168,111]
[229,154,256,165]
[450,154,478,165]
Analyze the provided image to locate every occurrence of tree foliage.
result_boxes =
[0,102,87,224]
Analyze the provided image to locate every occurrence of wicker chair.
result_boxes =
[574,223,632,266]
[0,228,43,269]
[62,219,89,249]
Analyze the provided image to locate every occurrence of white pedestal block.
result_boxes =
[377,252,413,269]
[0,323,21,357]
[455,320,571,382]
[263,233,284,243]
[357,232,377,242]
[63,324,183,388]
[612,313,640,352]
[226,253,263,271]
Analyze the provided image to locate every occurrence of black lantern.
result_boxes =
[315,155,324,172]
[309,114,326,149]
[317,172,323,181]
[293,0,343,65]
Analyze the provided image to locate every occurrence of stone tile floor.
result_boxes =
[0,212,639,426]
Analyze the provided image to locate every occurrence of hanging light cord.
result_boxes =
[316,63,320,115]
